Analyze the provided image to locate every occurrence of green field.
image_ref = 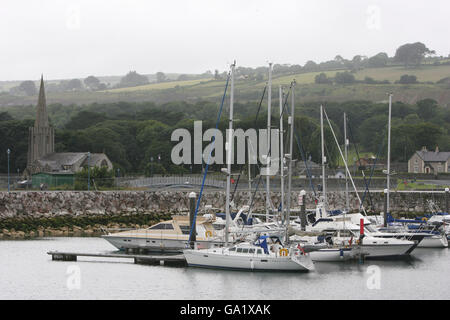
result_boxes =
[104,78,213,93]
[1,65,449,108]
[354,65,450,82]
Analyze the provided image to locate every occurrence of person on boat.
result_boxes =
[273,242,282,257]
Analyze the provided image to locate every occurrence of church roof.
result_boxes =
[36,152,111,172]
[35,75,49,128]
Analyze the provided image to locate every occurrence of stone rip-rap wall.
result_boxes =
[0,190,449,220]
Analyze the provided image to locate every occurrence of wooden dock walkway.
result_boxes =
[47,251,187,266]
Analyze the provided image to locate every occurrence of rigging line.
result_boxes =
[360,129,386,210]
[187,71,231,244]
[294,130,317,197]
[242,83,294,219]
[323,107,367,215]
[229,85,267,202]
[231,83,291,205]
[347,120,374,208]
[280,94,317,197]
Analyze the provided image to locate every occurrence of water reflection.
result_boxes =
[1,237,449,300]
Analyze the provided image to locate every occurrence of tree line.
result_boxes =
[5,41,448,97]
[0,97,448,175]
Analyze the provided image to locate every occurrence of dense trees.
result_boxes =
[334,71,356,84]
[394,42,435,68]
[19,81,37,96]
[156,72,167,83]
[367,52,389,68]
[9,80,37,96]
[315,73,332,84]
[1,97,448,174]
[60,79,83,91]
[397,74,418,84]
[83,76,107,91]
[117,71,149,88]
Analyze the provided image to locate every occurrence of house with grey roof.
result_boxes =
[24,76,113,178]
[408,146,450,174]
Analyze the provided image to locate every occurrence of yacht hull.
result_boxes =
[102,235,222,253]
[309,247,354,262]
[359,243,414,258]
[183,249,314,271]
[417,235,448,248]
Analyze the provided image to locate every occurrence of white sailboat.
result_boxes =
[375,94,448,248]
[184,63,315,272]
[290,105,419,260]
[184,235,314,271]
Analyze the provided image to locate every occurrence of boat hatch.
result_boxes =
[148,223,174,230]
[179,225,190,234]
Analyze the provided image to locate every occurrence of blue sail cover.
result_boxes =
[328,210,343,216]
[255,236,269,254]
[386,213,423,224]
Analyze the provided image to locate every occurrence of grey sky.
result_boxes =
[1,0,449,81]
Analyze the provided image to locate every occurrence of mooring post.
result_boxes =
[188,191,197,249]
[383,188,388,227]
[299,190,306,231]
[445,187,449,214]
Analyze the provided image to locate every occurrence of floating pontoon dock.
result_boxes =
[47,251,187,266]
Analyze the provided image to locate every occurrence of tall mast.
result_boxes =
[285,81,295,242]
[344,112,349,212]
[386,93,392,214]
[266,62,273,221]
[320,105,327,206]
[279,85,285,225]
[225,62,235,246]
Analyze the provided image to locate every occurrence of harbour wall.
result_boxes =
[1,190,448,238]
[0,189,449,220]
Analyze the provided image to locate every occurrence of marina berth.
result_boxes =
[290,204,419,259]
[183,236,315,272]
[102,215,223,253]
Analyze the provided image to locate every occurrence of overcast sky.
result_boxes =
[1,0,449,81]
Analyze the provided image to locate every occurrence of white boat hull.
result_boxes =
[183,249,315,271]
[102,235,221,253]
[417,235,448,248]
[359,243,414,258]
[309,248,354,262]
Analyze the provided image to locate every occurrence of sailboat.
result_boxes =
[184,235,314,271]
[373,94,448,248]
[184,62,315,271]
[290,105,419,259]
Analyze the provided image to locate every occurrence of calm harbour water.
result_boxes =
[1,237,449,300]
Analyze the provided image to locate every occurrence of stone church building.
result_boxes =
[24,76,113,178]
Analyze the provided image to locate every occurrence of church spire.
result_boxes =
[35,75,49,128]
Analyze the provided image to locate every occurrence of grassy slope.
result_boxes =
[103,78,214,92]
[1,65,449,108]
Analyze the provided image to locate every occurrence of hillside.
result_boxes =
[1,65,449,108]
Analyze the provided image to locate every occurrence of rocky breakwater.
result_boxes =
[0,190,448,239]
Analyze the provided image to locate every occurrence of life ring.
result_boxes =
[422,217,428,222]
[205,230,213,238]
[279,248,289,256]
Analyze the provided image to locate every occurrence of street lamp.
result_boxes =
[87,152,91,191]
[150,156,154,177]
[7,149,10,192]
